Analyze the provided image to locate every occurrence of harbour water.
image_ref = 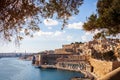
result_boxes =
[0,58,84,80]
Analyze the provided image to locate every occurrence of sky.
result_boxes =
[0,0,98,53]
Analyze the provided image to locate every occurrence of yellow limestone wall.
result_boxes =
[99,67,120,80]
[89,58,112,78]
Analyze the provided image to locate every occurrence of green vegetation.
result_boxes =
[0,0,83,42]
[83,0,120,39]
[71,42,83,44]
[92,50,117,61]
[102,51,117,61]
[1,0,120,43]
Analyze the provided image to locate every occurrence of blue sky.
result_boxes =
[0,0,98,53]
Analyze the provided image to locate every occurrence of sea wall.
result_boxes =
[89,58,120,79]
[89,58,112,78]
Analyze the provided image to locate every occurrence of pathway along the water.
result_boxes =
[0,58,84,80]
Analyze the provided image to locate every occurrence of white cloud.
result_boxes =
[34,30,65,37]
[34,31,53,37]
[67,22,83,29]
[81,36,88,42]
[84,30,101,36]
[44,19,58,26]
[81,31,94,42]
[68,16,75,20]
[66,35,73,41]
[85,32,91,35]
[53,31,64,37]
[48,27,52,30]
[94,29,101,34]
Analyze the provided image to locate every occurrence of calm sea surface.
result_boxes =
[0,58,84,80]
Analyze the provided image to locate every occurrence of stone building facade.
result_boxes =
[34,52,92,72]
[32,38,120,79]
[56,55,91,72]
[38,53,72,65]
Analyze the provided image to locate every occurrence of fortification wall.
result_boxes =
[89,58,112,78]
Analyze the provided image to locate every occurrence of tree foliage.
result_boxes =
[102,50,117,61]
[91,50,117,61]
[0,0,83,43]
[83,0,120,39]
